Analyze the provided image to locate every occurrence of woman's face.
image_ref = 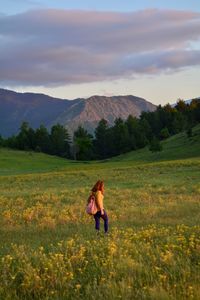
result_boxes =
[102,183,105,193]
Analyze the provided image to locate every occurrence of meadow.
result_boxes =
[0,127,200,299]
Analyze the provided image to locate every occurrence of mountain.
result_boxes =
[0,88,156,137]
[53,95,156,134]
[0,89,79,137]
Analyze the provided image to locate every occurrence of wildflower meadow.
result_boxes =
[0,147,200,299]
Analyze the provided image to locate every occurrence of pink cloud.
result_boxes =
[0,9,200,86]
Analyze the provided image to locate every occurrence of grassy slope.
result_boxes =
[0,148,87,175]
[111,124,200,163]
[0,148,67,175]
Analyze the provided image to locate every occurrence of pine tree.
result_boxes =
[73,126,93,160]
[35,125,50,153]
[16,121,31,150]
[94,119,109,159]
[0,134,3,146]
[112,118,130,155]
[50,124,70,157]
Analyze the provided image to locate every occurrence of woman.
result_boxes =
[91,180,108,234]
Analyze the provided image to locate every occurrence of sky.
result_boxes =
[0,0,200,105]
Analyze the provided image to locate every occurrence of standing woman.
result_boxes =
[91,180,108,234]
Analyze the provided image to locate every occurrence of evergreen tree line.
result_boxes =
[0,99,199,160]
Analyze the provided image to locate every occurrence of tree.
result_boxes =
[50,124,70,157]
[16,121,30,150]
[175,99,188,113]
[140,110,161,138]
[160,127,170,140]
[149,137,163,152]
[191,99,200,123]
[102,126,115,158]
[0,135,3,147]
[73,126,93,160]
[94,119,109,159]
[27,127,36,150]
[125,115,138,150]
[35,125,50,153]
[172,112,187,133]
[4,135,17,149]
[126,115,149,149]
[139,118,152,145]
[112,118,130,155]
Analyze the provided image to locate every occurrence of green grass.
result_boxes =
[0,126,200,299]
[0,148,101,176]
[0,148,70,175]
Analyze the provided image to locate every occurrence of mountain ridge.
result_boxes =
[0,88,156,137]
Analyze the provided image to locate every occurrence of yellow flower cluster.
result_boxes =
[0,225,199,299]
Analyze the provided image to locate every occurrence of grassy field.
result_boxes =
[0,127,200,299]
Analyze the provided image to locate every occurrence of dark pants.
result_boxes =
[94,210,108,233]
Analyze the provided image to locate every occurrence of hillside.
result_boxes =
[111,124,200,163]
[0,88,156,137]
[0,148,71,175]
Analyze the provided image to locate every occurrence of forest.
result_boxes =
[0,99,200,160]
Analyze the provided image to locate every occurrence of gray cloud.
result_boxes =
[0,9,200,86]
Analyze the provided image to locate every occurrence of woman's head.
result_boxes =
[91,180,104,194]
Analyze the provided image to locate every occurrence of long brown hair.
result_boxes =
[91,180,104,194]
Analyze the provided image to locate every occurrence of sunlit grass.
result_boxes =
[0,127,200,299]
[0,226,199,300]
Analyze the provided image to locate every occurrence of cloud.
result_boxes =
[0,9,200,86]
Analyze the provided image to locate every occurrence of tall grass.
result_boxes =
[0,127,200,299]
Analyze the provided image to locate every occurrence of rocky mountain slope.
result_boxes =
[54,95,156,134]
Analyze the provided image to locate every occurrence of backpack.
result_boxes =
[86,194,98,215]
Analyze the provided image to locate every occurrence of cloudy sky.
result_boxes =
[1,0,200,105]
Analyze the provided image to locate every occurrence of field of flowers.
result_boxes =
[0,156,200,299]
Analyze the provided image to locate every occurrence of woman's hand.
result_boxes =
[101,209,104,215]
